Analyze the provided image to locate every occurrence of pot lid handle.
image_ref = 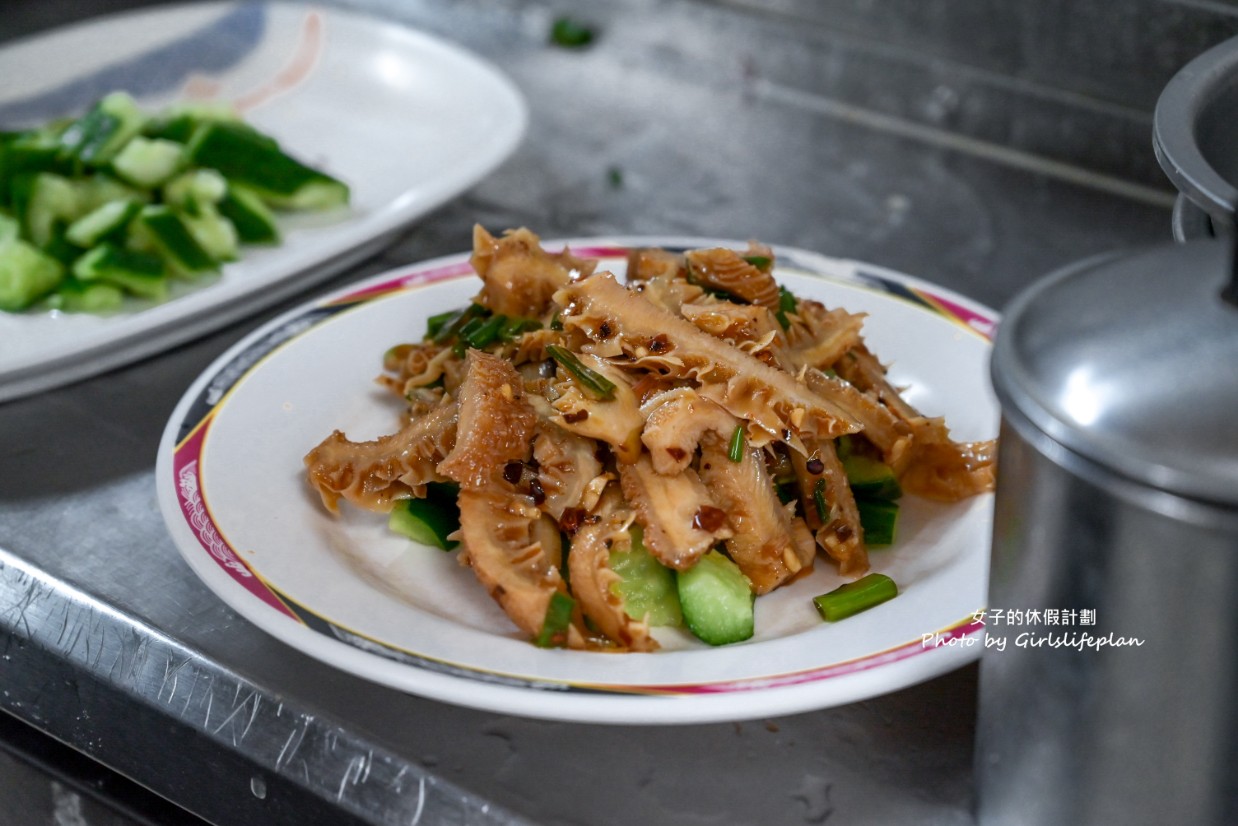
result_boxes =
[1153,36,1238,236]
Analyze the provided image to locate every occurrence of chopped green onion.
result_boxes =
[813,573,898,622]
[742,254,772,270]
[607,166,624,189]
[774,285,797,330]
[550,16,595,48]
[727,425,745,462]
[550,311,563,331]
[498,315,542,341]
[459,313,506,350]
[431,302,488,344]
[812,477,829,522]
[546,344,616,400]
[425,307,460,339]
[535,591,576,647]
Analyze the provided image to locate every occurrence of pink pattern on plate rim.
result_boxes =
[173,417,297,620]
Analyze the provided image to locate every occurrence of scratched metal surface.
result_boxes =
[0,0,1183,824]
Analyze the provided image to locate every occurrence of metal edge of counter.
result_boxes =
[0,546,532,826]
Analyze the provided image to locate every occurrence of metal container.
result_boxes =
[975,238,1238,825]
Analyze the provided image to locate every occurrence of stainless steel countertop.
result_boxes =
[1,1,1177,823]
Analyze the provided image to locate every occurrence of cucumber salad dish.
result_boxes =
[0,91,348,314]
[304,227,996,651]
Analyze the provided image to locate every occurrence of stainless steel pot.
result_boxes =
[975,239,1238,825]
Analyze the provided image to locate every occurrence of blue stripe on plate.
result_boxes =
[0,3,268,124]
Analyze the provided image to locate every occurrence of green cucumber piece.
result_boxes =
[163,169,227,216]
[813,573,898,622]
[535,591,576,648]
[0,212,18,244]
[77,174,147,212]
[65,199,140,248]
[110,136,184,188]
[856,499,898,546]
[608,526,682,627]
[677,550,755,646]
[143,100,240,143]
[0,238,65,311]
[132,205,216,277]
[0,133,68,204]
[59,91,146,166]
[186,120,348,210]
[15,172,82,249]
[46,276,124,313]
[218,184,280,244]
[842,453,902,500]
[388,483,461,550]
[72,243,166,299]
[181,207,239,263]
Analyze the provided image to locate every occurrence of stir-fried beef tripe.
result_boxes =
[304,400,458,513]
[791,437,868,576]
[683,244,781,310]
[440,351,586,647]
[436,349,535,489]
[553,272,863,451]
[471,225,594,317]
[303,225,997,650]
[834,343,996,497]
[698,435,813,593]
[619,455,731,570]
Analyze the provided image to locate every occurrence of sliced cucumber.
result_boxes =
[110,136,184,188]
[15,172,81,249]
[72,243,166,299]
[65,199,140,248]
[1,91,348,314]
[143,100,240,143]
[388,483,461,550]
[535,591,575,648]
[186,120,349,210]
[0,238,64,311]
[59,91,146,166]
[677,550,755,646]
[181,208,238,263]
[856,499,899,546]
[608,526,682,627]
[163,169,227,216]
[218,183,280,244]
[47,277,124,313]
[0,212,18,244]
[131,205,216,277]
[0,133,68,204]
[841,453,902,501]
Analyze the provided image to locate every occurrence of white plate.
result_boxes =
[0,2,526,402]
[156,238,999,724]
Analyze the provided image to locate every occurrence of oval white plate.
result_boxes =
[0,2,526,401]
[156,238,998,724]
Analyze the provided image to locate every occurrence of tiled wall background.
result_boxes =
[710,0,1238,191]
[9,0,1238,193]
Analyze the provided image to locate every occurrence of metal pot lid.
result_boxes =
[991,239,1238,505]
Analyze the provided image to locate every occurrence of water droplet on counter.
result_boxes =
[250,776,267,799]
